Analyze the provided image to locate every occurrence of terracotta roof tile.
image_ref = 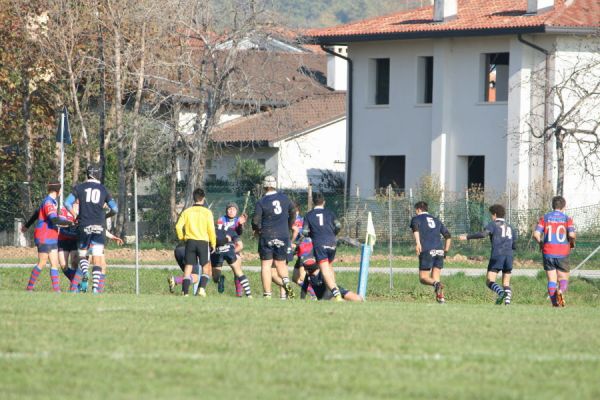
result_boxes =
[212,92,346,143]
[307,0,599,41]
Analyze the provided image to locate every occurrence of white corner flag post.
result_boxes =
[357,212,376,299]
[55,106,72,209]
[134,169,140,295]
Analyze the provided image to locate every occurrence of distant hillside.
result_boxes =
[273,0,431,28]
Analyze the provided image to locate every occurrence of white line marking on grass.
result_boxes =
[324,352,600,363]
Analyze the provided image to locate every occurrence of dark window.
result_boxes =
[467,156,485,189]
[375,58,390,105]
[207,174,217,182]
[206,159,212,169]
[375,156,405,190]
[257,158,266,166]
[484,53,509,102]
[418,56,434,104]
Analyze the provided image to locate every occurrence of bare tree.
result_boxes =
[523,37,600,196]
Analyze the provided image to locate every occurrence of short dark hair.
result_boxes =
[414,201,428,212]
[193,188,205,202]
[314,193,325,206]
[47,182,61,193]
[552,196,566,210]
[488,204,506,218]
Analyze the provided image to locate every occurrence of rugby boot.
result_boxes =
[167,276,175,293]
[79,274,89,293]
[434,282,445,304]
[217,275,225,294]
[495,292,507,305]
[283,281,295,299]
[556,289,566,307]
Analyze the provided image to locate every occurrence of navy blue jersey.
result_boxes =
[215,224,239,246]
[303,207,338,247]
[252,192,294,240]
[410,213,450,251]
[469,219,517,257]
[68,180,115,227]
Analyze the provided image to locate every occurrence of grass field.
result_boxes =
[1,268,599,400]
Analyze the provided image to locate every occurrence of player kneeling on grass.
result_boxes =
[24,182,73,292]
[212,202,248,296]
[459,204,516,305]
[533,196,576,307]
[302,193,344,302]
[175,188,216,297]
[410,201,451,304]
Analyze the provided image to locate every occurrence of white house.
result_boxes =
[309,0,600,208]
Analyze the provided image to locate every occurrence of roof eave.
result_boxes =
[308,26,548,45]
[544,26,600,35]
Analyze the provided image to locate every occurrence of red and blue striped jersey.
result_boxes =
[58,207,78,241]
[535,211,575,258]
[34,196,60,245]
[217,215,243,236]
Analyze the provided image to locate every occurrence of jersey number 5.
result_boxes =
[426,217,436,228]
[272,200,282,215]
[84,188,101,204]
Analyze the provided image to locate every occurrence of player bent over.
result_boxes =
[211,226,252,298]
[252,176,295,299]
[212,202,247,296]
[459,204,517,305]
[24,182,73,292]
[410,201,451,303]
[169,244,200,293]
[533,196,576,307]
[302,193,344,301]
[65,164,118,294]
[175,188,216,297]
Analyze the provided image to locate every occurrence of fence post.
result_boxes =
[388,184,393,289]
[13,218,26,247]
[307,184,313,211]
[508,185,512,225]
[465,189,470,232]
[134,170,140,296]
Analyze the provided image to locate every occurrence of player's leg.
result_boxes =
[501,272,512,305]
[316,247,341,301]
[431,264,445,303]
[229,256,252,298]
[418,253,443,302]
[259,238,274,298]
[181,240,196,296]
[340,286,363,302]
[48,248,62,292]
[273,240,294,299]
[68,249,83,292]
[90,240,107,294]
[27,245,48,291]
[196,242,211,297]
[212,264,224,292]
[556,265,569,307]
[544,259,559,306]
[485,267,505,304]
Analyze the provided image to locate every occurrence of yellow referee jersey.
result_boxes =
[175,204,216,248]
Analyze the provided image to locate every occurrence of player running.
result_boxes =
[175,188,216,297]
[302,193,344,302]
[169,244,201,294]
[211,202,248,296]
[24,182,73,292]
[459,204,517,305]
[533,196,576,307]
[64,164,118,294]
[410,201,452,303]
[252,175,295,299]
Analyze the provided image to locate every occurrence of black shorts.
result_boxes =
[185,240,210,267]
[488,256,513,273]
[36,242,58,253]
[543,257,570,273]
[78,225,105,249]
[58,240,78,252]
[419,250,445,270]
[314,244,336,264]
[174,246,199,275]
[258,237,290,261]
[211,243,237,266]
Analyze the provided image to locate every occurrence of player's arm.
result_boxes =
[533,217,545,250]
[47,205,72,227]
[251,203,262,234]
[105,193,118,218]
[567,218,576,246]
[207,211,217,250]
[22,209,38,231]
[64,192,77,214]
[175,210,186,241]
[512,227,518,251]
[332,211,342,236]
[410,219,422,255]
[105,230,124,245]
[287,201,295,231]
[301,217,311,238]
[441,224,452,253]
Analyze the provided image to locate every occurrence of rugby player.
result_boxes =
[289,205,307,292]
[168,244,200,293]
[65,164,118,294]
[24,182,73,292]
[175,188,216,297]
[302,193,344,301]
[459,204,517,305]
[57,203,80,291]
[252,175,295,299]
[212,202,247,296]
[211,221,252,298]
[410,201,452,303]
[533,196,576,307]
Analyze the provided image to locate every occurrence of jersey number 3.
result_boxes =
[272,200,282,215]
[84,188,101,204]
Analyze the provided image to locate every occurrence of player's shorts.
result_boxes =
[418,249,445,270]
[174,246,199,275]
[314,244,336,264]
[487,256,513,273]
[211,243,237,267]
[543,257,570,273]
[36,242,58,253]
[258,237,290,261]
[78,225,105,257]
[185,240,210,267]
[58,240,78,252]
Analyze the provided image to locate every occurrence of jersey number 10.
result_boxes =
[84,188,101,204]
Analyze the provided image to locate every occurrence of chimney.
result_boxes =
[433,0,457,22]
[527,0,555,14]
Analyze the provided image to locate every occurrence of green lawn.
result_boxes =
[1,268,599,400]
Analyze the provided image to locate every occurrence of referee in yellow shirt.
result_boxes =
[175,188,216,296]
